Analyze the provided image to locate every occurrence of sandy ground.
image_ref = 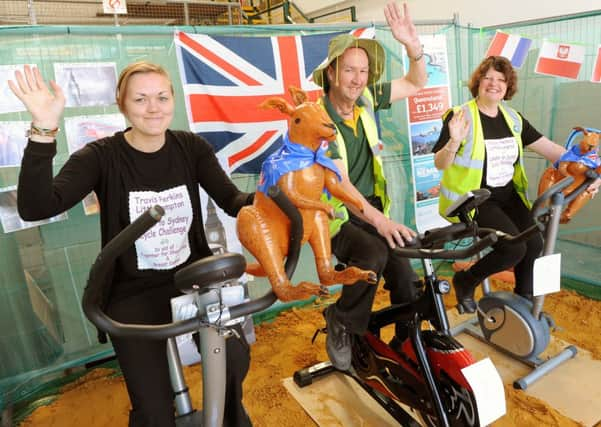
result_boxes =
[18,278,601,427]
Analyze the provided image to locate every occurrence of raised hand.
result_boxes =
[448,109,469,145]
[8,65,65,130]
[384,2,421,55]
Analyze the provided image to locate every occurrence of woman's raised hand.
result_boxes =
[8,65,65,129]
[448,109,469,144]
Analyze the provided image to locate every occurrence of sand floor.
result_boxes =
[17,279,601,427]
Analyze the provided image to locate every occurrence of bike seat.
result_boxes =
[174,252,246,294]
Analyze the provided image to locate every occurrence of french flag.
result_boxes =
[485,31,532,68]
[591,45,601,83]
[535,41,585,80]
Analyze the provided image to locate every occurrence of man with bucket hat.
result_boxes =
[314,2,427,371]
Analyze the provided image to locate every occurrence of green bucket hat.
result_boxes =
[312,34,385,89]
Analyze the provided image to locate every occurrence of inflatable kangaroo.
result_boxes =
[538,127,601,223]
[236,87,377,302]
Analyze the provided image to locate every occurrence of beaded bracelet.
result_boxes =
[27,123,60,138]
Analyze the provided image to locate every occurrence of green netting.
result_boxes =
[2,13,601,417]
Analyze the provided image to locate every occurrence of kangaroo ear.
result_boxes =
[288,86,308,106]
[260,97,294,116]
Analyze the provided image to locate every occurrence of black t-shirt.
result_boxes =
[113,133,202,299]
[433,108,542,202]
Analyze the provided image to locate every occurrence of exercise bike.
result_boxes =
[82,186,301,427]
[294,191,504,427]
[450,170,600,390]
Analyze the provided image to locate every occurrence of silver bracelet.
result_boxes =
[409,46,424,62]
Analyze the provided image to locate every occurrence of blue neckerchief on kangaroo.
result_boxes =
[554,145,600,170]
[257,132,341,195]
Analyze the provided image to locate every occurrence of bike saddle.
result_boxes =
[174,252,246,294]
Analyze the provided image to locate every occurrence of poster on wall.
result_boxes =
[64,114,126,215]
[405,34,451,232]
[0,186,68,233]
[53,62,118,108]
[0,121,29,168]
[0,65,34,114]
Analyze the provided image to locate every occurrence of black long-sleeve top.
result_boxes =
[18,129,252,301]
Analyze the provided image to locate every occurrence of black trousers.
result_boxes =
[330,218,420,336]
[470,191,544,297]
[107,284,252,427]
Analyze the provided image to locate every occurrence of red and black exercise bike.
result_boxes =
[294,190,507,427]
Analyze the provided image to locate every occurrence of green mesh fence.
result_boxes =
[2,14,601,419]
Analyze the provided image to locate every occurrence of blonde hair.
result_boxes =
[115,61,174,112]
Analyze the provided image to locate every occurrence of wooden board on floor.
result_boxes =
[448,311,601,427]
[282,374,422,427]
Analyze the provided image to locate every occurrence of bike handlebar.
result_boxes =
[82,186,302,340]
[394,222,498,260]
[82,205,209,340]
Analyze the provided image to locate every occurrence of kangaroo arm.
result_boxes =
[324,169,364,213]
[279,172,331,213]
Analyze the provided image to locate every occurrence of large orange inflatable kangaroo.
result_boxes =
[537,127,601,223]
[236,86,377,302]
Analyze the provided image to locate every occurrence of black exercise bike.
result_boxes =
[294,191,505,427]
[82,186,302,427]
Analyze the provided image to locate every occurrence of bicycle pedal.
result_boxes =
[541,312,559,330]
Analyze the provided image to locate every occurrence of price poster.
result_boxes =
[404,34,451,232]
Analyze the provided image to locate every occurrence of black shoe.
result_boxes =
[453,270,478,314]
[323,306,351,371]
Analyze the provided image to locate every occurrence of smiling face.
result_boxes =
[121,71,174,145]
[469,56,517,101]
[326,47,370,103]
[478,67,508,104]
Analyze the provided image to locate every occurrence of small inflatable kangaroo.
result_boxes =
[236,86,377,302]
[538,127,601,223]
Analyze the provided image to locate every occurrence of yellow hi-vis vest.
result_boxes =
[438,99,530,222]
[320,89,391,236]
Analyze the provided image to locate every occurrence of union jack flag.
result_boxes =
[174,28,375,174]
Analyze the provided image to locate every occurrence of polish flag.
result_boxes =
[485,31,532,68]
[591,45,601,83]
[535,41,585,79]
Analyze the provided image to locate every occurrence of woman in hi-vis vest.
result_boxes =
[433,56,599,314]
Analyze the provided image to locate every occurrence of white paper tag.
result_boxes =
[461,358,506,426]
[533,253,561,296]
[170,293,201,366]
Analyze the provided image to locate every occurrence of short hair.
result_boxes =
[115,61,173,112]
[468,56,517,100]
